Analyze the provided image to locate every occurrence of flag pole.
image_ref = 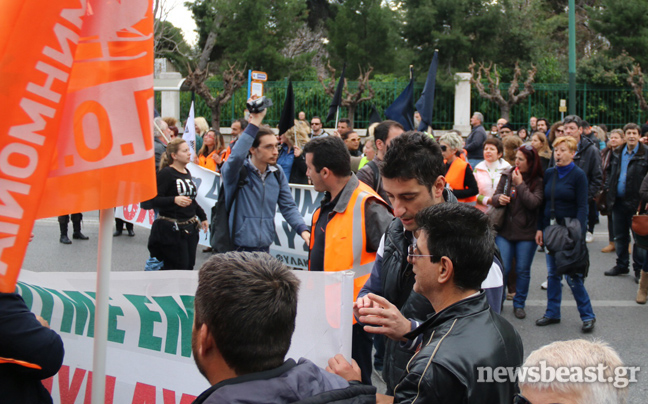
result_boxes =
[91,207,115,404]
[334,106,340,133]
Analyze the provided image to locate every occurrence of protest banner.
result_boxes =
[115,163,324,269]
[17,268,353,404]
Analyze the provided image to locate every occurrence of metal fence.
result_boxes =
[155,81,647,131]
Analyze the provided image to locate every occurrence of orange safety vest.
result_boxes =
[446,157,477,203]
[309,182,384,303]
[197,150,218,172]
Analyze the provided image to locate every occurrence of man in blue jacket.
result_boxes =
[220,104,310,252]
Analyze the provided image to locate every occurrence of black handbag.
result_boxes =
[543,170,590,277]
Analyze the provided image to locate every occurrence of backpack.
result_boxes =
[209,166,249,253]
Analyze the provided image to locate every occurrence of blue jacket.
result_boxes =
[221,124,308,248]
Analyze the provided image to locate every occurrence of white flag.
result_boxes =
[183,100,197,161]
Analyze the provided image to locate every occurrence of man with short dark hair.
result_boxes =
[563,115,602,243]
[221,118,249,163]
[304,136,393,385]
[329,204,522,403]
[309,116,328,138]
[605,122,648,281]
[357,120,404,205]
[536,118,549,136]
[465,112,488,168]
[336,118,352,138]
[220,105,309,253]
[352,132,504,392]
[192,252,376,403]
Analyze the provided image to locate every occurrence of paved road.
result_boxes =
[24,212,647,401]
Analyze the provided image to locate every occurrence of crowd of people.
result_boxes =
[14,103,645,403]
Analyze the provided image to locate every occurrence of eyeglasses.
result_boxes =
[440,145,447,152]
[513,393,532,404]
[556,129,564,133]
[310,122,321,126]
[407,244,437,261]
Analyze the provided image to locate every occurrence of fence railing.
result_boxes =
[154,81,647,131]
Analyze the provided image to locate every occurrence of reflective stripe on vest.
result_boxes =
[309,182,383,299]
[445,158,477,203]
[0,356,42,370]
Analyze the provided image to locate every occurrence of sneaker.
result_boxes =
[585,232,594,243]
[541,281,548,290]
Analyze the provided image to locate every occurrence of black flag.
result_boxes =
[415,51,439,131]
[369,104,382,125]
[385,70,415,131]
[325,63,346,122]
[279,81,295,135]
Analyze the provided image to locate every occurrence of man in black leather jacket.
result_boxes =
[354,133,504,392]
[329,204,523,403]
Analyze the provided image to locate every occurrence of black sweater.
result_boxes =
[151,166,207,222]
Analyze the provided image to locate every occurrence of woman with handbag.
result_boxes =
[474,138,511,213]
[491,145,544,319]
[535,136,596,333]
[148,138,209,270]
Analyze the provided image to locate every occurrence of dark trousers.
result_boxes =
[352,322,373,385]
[607,212,615,242]
[58,213,82,233]
[588,199,598,233]
[115,218,133,231]
[613,201,646,272]
[149,219,199,271]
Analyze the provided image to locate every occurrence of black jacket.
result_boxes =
[289,154,309,185]
[574,136,603,200]
[606,143,648,212]
[393,292,524,404]
[0,293,65,404]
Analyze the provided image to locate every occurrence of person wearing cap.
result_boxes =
[499,123,515,138]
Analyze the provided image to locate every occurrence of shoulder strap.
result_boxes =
[226,165,248,214]
[367,160,381,191]
[550,169,557,220]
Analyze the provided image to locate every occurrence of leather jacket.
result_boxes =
[393,292,524,404]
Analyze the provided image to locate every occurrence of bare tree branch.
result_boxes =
[469,60,537,120]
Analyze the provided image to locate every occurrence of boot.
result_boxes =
[637,272,648,304]
[72,220,89,240]
[59,222,71,244]
[601,242,615,253]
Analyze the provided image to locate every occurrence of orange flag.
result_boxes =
[0,0,157,292]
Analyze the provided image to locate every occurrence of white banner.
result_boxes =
[115,163,324,269]
[17,269,353,404]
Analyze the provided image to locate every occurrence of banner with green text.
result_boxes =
[17,269,353,404]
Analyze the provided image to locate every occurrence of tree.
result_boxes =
[627,64,648,112]
[188,0,310,79]
[469,61,538,120]
[319,63,375,127]
[589,0,648,67]
[326,0,403,78]
[153,0,193,75]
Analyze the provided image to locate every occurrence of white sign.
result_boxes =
[115,163,324,269]
[17,269,353,404]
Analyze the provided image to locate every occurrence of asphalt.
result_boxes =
[24,212,647,402]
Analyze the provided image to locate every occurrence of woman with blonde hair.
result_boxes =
[193,116,210,152]
[530,131,552,172]
[278,120,311,184]
[149,138,209,270]
[195,129,226,172]
[439,132,478,204]
[535,136,595,332]
[358,136,376,170]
